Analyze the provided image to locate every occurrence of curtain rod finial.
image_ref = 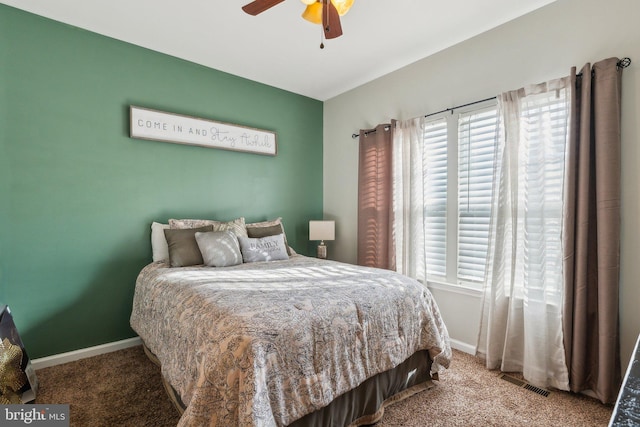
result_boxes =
[619,57,631,69]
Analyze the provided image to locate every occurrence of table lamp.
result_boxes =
[309,220,335,259]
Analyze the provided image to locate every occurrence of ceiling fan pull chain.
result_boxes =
[320,2,326,49]
[324,0,330,35]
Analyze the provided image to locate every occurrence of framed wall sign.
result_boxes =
[129,106,277,156]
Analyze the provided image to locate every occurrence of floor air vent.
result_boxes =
[498,373,551,397]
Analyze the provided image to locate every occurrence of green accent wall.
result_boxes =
[0,5,323,358]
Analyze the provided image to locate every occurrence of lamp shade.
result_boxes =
[309,220,335,241]
[301,2,323,24]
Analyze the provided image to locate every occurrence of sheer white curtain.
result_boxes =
[476,77,571,391]
[392,117,427,281]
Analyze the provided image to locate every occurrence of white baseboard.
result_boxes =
[31,336,473,370]
[31,337,141,370]
[450,338,476,355]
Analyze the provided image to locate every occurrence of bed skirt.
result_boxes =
[142,341,434,427]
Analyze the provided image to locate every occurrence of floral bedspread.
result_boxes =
[130,255,451,426]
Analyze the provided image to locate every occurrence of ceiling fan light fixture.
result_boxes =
[301,2,323,25]
[331,0,354,16]
[299,0,316,4]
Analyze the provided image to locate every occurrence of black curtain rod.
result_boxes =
[576,57,631,77]
[352,57,632,139]
[352,125,391,139]
[351,96,496,139]
[423,96,497,119]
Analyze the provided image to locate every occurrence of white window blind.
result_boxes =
[457,107,498,283]
[419,105,498,286]
[422,119,448,276]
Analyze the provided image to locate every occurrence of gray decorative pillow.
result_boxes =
[164,225,214,267]
[245,217,292,255]
[195,230,243,267]
[238,234,289,263]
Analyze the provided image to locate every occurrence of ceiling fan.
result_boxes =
[242,0,355,45]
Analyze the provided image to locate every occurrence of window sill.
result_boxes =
[424,279,483,298]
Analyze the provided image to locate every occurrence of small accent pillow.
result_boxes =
[238,234,289,263]
[246,217,292,255]
[151,222,170,262]
[169,217,248,238]
[164,225,214,267]
[195,230,243,267]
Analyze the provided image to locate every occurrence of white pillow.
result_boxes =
[238,234,289,263]
[151,222,170,262]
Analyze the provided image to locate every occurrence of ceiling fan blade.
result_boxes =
[242,0,286,16]
[322,0,343,39]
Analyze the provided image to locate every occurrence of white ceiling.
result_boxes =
[2,0,556,101]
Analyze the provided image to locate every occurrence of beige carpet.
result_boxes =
[35,345,613,426]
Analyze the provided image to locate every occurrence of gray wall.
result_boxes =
[323,0,640,371]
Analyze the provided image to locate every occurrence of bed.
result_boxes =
[130,219,451,426]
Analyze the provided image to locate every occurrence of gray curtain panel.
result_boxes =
[563,57,623,404]
[357,124,394,269]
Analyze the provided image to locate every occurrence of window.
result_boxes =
[421,103,498,288]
